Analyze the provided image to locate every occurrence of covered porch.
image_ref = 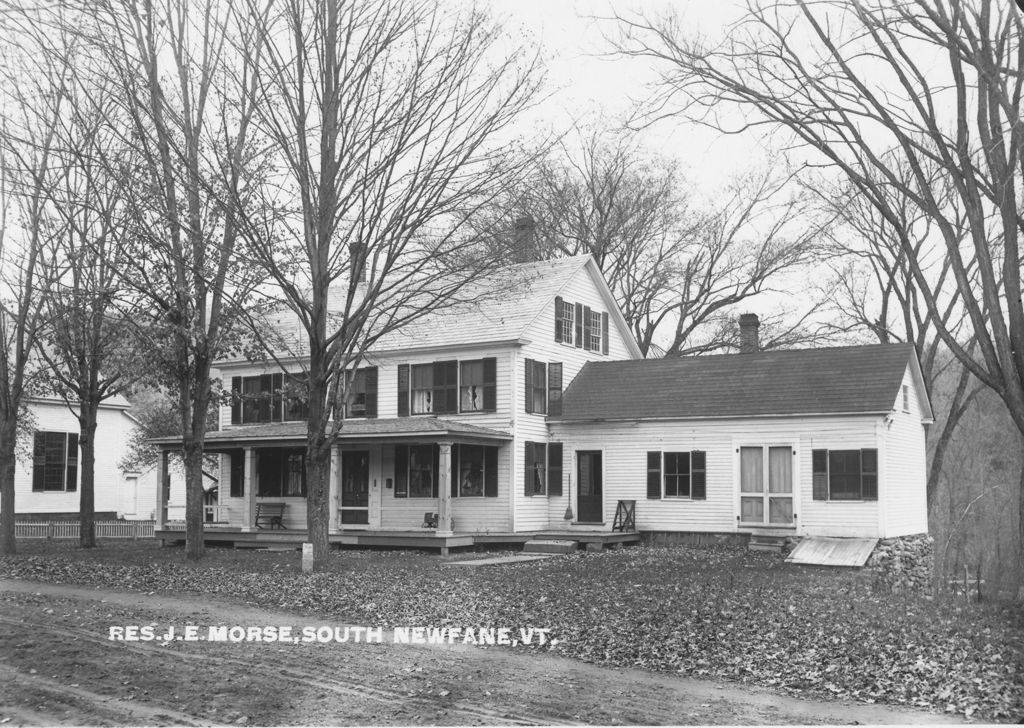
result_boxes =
[151,418,515,539]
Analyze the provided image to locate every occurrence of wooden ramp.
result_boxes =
[785,537,878,567]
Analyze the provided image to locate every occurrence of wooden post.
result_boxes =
[243,447,257,532]
[329,445,340,533]
[437,442,453,535]
[155,449,169,532]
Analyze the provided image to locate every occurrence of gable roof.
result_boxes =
[219,254,642,364]
[552,343,930,421]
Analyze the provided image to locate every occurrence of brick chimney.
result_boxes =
[739,313,760,354]
[512,215,536,263]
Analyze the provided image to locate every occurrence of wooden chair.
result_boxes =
[255,502,287,530]
[612,500,636,532]
[421,512,438,529]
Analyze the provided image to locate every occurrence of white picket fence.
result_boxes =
[14,520,154,540]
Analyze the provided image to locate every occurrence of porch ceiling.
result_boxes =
[151,417,512,450]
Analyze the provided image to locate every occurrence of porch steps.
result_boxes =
[748,534,787,554]
[523,539,578,555]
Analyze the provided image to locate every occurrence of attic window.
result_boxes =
[557,300,573,342]
[902,384,910,412]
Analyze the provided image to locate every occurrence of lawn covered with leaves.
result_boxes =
[2,540,1021,721]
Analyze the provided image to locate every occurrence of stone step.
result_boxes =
[523,539,578,554]
[748,535,786,554]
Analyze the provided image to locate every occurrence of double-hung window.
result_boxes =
[523,442,562,497]
[813,449,877,501]
[646,450,706,500]
[452,444,498,497]
[32,432,78,492]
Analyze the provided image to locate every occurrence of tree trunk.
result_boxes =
[183,440,206,561]
[78,403,98,548]
[0,416,17,555]
[306,431,331,570]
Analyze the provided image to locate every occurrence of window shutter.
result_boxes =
[548,362,563,417]
[271,373,283,422]
[691,451,706,500]
[554,296,563,342]
[601,312,609,355]
[524,442,534,496]
[444,360,458,414]
[451,444,459,498]
[230,450,244,498]
[65,433,78,492]
[861,448,878,500]
[432,444,440,498]
[394,445,408,497]
[364,367,378,418]
[397,364,409,417]
[812,449,828,500]
[482,358,496,412]
[32,432,45,491]
[231,376,241,424]
[548,443,563,496]
[582,306,593,350]
[524,359,535,414]
[647,451,662,499]
[574,302,583,347]
[484,446,498,497]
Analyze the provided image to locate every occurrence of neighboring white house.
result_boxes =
[6,396,140,519]
[149,255,933,544]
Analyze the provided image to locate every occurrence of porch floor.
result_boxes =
[154,525,641,552]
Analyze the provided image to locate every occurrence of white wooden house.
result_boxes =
[5,396,140,520]
[150,255,933,548]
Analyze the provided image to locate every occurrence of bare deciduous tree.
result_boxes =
[233,0,544,569]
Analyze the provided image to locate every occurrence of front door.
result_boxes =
[340,450,370,527]
[739,445,794,526]
[576,451,603,524]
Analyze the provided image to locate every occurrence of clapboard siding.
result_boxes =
[882,365,929,537]
[551,414,885,536]
[7,400,136,517]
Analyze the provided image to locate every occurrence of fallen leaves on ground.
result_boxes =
[1,541,1021,721]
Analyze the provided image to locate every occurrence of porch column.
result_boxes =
[155,449,169,531]
[329,445,340,532]
[242,447,256,532]
[437,441,454,535]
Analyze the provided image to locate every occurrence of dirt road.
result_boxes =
[0,579,963,726]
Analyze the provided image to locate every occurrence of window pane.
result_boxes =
[408,445,435,498]
[460,361,484,412]
[412,365,433,414]
[769,496,793,524]
[768,447,792,493]
[664,452,691,497]
[829,450,863,499]
[740,447,763,493]
[458,444,485,497]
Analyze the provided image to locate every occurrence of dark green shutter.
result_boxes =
[524,359,534,414]
[451,444,459,497]
[364,367,378,418]
[258,374,273,421]
[548,362,562,417]
[582,306,593,350]
[433,360,458,414]
[65,433,78,492]
[691,451,706,500]
[432,444,440,498]
[32,432,45,491]
[524,442,534,496]
[548,443,563,496]
[397,364,409,417]
[574,303,583,347]
[554,296,564,342]
[647,451,662,499]
[230,450,244,497]
[271,373,283,422]
[231,376,241,424]
[601,312,609,355]
[812,449,828,500]
[394,445,408,497]
[484,446,498,497]
[861,449,878,500]
[482,358,496,412]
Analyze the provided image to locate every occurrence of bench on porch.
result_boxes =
[255,503,287,530]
